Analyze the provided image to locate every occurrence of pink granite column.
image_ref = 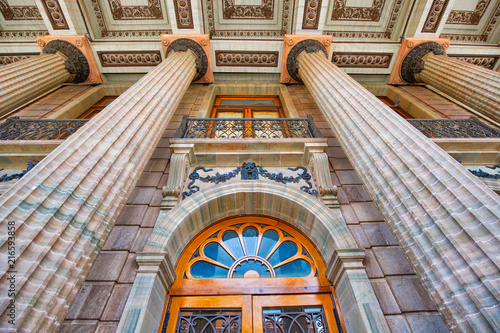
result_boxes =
[416,54,500,124]
[0,53,72,116]
[296,48,500,332]
[0,49,197,331]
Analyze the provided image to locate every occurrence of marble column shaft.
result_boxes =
[416,54,500,123]
[298,51,500,332]
[0,51,197,332]
[0,53,72,116]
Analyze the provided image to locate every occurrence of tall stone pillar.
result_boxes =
[0,36,209,332]
[0,39,93,116]
[394,40,500,124]
[284,37,500,332]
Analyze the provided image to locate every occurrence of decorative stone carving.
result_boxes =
[174,0,194,29]
[0,30,48,39]
[97,51,162,67]
[222,0,274,19]
[448,55,499,70]
[332,52,392,68]
[41,0,69,30]
[447,0,490,25]
[306,144,338,209]
[302,0,322,29]
[108,0,163,19]
[42,40,90,83]
[332,0,385,21]
[166,38,208,81]
[400,41,446,83]
[215,51,278,67]
[0,53,39,66]
[286,39,327,82]
[0,0,41,20]
[162,148,192,210]
[421,0,450,33]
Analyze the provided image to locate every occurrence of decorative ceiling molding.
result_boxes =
[0,53,39,66]
[215,51,279,67]
[89,0,171,38]
[173,0,193,29]
[331,52,392,68]
[204,0,294,39]
[0,0,41,20]
[0,31,49,39]
[222,0,274,19]
[421,0,450,33]
[302,0,322,29]
[446,0,490,25]
[41,0,69,30]
[448,54,499,69]
[332,0,385,21]
[441,2,500,42]
[108,0,162,20]
[325,0,403,39]
[97,51,162,67]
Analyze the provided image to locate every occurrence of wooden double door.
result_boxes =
[166,294,339,333]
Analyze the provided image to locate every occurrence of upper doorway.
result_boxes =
[160,216,345,333]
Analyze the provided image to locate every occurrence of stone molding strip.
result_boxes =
[302,0,322,29]
[421,0,450,33]
[331,52,392,68]
[97,51,162,67]
[41,0,69,30]
[215,51,279,67]
[447,54,499,70]
[0,53,39,66]
[174,0,194,29]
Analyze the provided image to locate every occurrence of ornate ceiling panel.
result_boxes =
[79,0,172,40]
[440,0,500,43]
[202,0,296,39]
[0,0,48,40]
[323,0,411,41]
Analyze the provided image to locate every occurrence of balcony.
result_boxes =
[0,117,89,140]
[407,117,500,139]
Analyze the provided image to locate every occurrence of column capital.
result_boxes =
[36,35,102,84]
[388,37,450,85]
[161,34,213,83]
[280,35,332,84]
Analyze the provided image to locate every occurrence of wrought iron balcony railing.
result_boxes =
[407,117,500,138]
[0,117,89,140]
[174,115,323,139]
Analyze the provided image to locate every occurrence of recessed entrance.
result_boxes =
[160,216,344,333]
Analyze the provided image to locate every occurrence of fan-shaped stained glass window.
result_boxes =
[185,223,316,279]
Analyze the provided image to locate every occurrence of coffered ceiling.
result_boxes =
[0,0,499,77]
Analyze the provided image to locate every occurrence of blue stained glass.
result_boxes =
[275,259,311,277]
[232,260,272,278]
[191,261,228,278]
[204,242,234,267]
[268,241,298,266]
[242,227,259,255]
[258,230,279,259]
[222,231,244,258]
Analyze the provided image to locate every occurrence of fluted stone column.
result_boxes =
[0,46,197,332]
[417,54,500,123]
[291,41,500,332]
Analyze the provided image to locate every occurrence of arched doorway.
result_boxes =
[161,216,344,333]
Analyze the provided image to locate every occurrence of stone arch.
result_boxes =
[117,182,390,333]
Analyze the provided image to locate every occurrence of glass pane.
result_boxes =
[222,230,245,259]
[252,111,280,118]
[191,261,228,279]
[177,309,242,333]
[232,260,272,278]
[219,99,277,106]
[204,242,234,267]
[262,307,327,333]
[268,241,298,266]
[257,230,279,259]
[275,259,312,278]
[242,227,259,255]
[216,110,244,118]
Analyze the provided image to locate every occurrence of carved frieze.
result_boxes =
[448,55,499,69]
[215,51,279,67]
[41,0,69,30]
[174,0,194,29]
[421,0,450,33]
[325,0,403,39]
[0,53,39,66]
[108,0,162,20]
[332,52,392,68]
[332,0,385,21]
[302,0,322,29]
[0,30,48,39]
[222,0,274,19]
[447,0,490,25]
[97,51,162,67]
[0,0,41,20]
